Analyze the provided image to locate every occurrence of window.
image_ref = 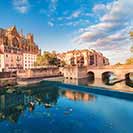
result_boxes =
[90,55,94,65]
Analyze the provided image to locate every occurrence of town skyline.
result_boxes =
[0,0,133,64]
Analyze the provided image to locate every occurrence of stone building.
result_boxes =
[0,26,41,72]
[57,49,109,67]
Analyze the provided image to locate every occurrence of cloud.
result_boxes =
[93,3,107,13]
[62,10,82,20]
[48,21,54,27]
[60,19,90,27]
[49,0,58,12]
[12,0,29,13]
[74,0,133,63]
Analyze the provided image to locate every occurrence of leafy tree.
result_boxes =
[115,62,122,66]
[35,51,61,66]
[125,57,133,65]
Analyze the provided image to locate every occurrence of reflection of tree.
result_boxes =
[0,81,60,122]
[30,85,59,108]
[7,105,24,122]
[0,104,25,123]
[0,92,25,123]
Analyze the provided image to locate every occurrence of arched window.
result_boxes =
[70,57,75,65]
[12,37,19,47]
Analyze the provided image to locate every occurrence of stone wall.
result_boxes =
[0,78,17,87]
[63,66,88,79]
[0,71,17,78]
[0,72,17,87]
[17,67,62,79]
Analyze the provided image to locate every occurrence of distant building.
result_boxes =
[0,26,41,72]
[57,49,109,67]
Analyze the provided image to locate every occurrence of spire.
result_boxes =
[7,25,16,32]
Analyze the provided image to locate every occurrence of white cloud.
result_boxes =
[74,0,133,64]
[12,0,29,13]
[49,0,58,12]
[71,10,81,18]
[93,3,107,13]
[48,21,54,27]
[66,10,81,20]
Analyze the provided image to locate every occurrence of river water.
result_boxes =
[63,78,133,92]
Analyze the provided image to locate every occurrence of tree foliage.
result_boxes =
[125,57,133,65]
[34,51,62,66]
[114,62,122,66]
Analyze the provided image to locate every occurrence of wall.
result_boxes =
[0,54,4,72]
[63,66,88,79]
[0,78,17,87]
[17,67,62,79]
[0,71,17,78]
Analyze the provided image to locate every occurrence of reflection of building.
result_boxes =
[57,49,109,67]
[0,26,41,72]
[0,93,25,122]
[63,90,94,102]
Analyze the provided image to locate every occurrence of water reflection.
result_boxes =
[64,78,94,86]
[0,82,95,123]
[60,89,95,102]
[64,78,133,92]
[125,73,133,87]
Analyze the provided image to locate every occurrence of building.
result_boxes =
[57,49,109,67]
[0,49,4,72]
[23,33,40,69]
[0,26,40,72]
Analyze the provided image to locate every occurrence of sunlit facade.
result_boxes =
[57,49,109,67]
[0,26,40,71]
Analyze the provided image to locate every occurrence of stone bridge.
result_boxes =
[62,65,133,80]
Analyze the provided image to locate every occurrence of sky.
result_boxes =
[0,0,133,64]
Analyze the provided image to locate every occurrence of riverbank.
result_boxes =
[0,77,17,88]
[17,76,63,86]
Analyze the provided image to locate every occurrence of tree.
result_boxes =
[34,55,44,66]
[35,51,61,66]
[125,57,133,65]
[115,62,122,66]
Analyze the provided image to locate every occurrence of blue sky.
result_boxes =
[0,0,133,64]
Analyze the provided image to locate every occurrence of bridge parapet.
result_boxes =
[63,65,133,80]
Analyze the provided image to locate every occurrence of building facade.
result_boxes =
[0,26,40,72]
[57,49,109,67]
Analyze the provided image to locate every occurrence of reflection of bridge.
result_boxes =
[62,65,133,81]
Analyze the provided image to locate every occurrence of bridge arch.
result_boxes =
[125,72,133,80]
[125,72,133,87]
[102,71,117,83]
[87,71,95,81]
